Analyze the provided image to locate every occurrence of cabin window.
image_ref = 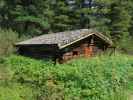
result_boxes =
[73,51,78,56]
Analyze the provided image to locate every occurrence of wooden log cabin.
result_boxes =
[15,29,114,63]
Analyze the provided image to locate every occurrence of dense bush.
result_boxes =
[0,28,18,57]
[5,54,133,100]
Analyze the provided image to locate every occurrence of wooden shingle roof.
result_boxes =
[16,29,113,49]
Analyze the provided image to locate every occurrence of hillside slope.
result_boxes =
[0,54,133,100]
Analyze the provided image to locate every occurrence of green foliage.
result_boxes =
[5,54,133,100]
[0,1,133,99]
[15,16,49,28]
[0,28,18,57]
[0,0,51,36]
[15,16,50,36]
[109,0,132,41]
[0,82,36,100]
[1,0,133,43]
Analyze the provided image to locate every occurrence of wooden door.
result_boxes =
[84,46,93,57]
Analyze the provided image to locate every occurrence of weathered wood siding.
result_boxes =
[17,35,110,63]
[61,35,108,62]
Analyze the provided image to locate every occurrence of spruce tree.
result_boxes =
[75,0,112,35]
[128,0,133,38]
[0,0,51,36]
[109,0,131,42]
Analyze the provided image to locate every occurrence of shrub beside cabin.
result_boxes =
[16,29,114,63]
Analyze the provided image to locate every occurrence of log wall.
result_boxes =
[17,35,109,63]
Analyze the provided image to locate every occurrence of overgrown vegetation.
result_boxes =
[0,28,18,57]
[0,0,133,100]
[0,54,132,100]
[0,82,36,100]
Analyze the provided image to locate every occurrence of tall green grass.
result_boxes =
[0,82,36,100]
[3,53,133,100]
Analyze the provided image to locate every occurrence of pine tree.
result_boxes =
[0,0,132,43]
[75,0,112,35]
[50,0,71,32]
[0,0,51,36]
[128,0,133,38]
[109,0,131,42]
